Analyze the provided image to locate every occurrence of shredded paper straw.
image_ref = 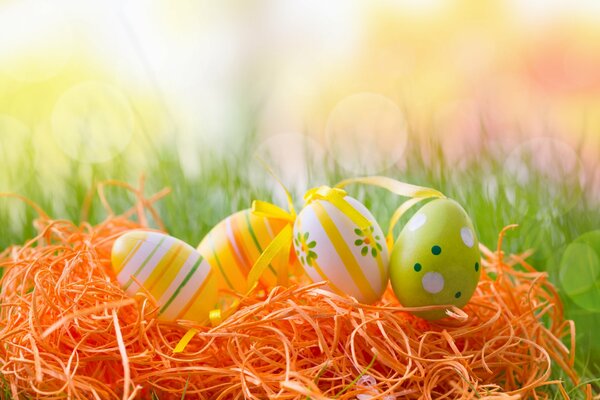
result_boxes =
[0,182,591,399]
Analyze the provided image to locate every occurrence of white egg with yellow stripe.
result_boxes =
[293,189,389,304]
[111,230,218,323]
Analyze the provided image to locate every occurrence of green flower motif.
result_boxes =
[294,231,318,267]
[354,226,383,258]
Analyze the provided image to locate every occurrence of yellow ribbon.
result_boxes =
[303,186,371,230]
[247,224,293,288]
[252,200,295,223]
[385,197,428,249]
[173,328,199,353]
[334,176,446,248]
[335,176,445,199]
[174,298,242,353]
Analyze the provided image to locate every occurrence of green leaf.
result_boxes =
[371,247,377,258]
[376,242,382,251]
[355,239,363,246]
[304,232,309,240]
[308,241,317,248]
[361,246,368,256]
[308,251,318,259]
[354,228,362,235]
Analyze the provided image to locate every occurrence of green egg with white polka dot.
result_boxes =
[390,198,481,320]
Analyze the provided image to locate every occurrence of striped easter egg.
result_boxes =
[197,209,291,293]
[111,230,218,323]
[293,196,389,304]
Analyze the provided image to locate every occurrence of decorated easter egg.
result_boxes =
[197,209,293,293]
[390,198,481,320]
[112,230,218,323]
[293,194,389,304]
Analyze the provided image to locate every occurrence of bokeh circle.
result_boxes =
[559,230,600,312]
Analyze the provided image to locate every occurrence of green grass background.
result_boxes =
[1,128,599,398]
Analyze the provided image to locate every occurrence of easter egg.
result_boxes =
[197,209,294,293]
[389,198,481,320]
[293,195,389,304]
[112,230,218,323]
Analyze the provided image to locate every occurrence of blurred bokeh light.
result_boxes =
[1,0,600,181]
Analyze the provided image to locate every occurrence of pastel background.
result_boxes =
[1,0,599,388]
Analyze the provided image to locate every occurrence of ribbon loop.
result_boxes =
[304,185,372,231]
[252,200,295,222]
[335,176,445,199]
[303,185,347,204]
[386,197,429,249]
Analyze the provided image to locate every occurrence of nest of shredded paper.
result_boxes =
[0,183,589,399]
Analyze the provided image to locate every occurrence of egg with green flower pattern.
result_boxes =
[390,198,481,320]
[293,195,389,304]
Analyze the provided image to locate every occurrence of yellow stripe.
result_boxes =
[143,242,184,290]
[150,244,194,300]
[113,233,146,274]
[296,217,342,293]
[313,201,378,303]
[237,216,261,261]
[229,215,254,271]
[311,259,344,294]
[177,270,215,320]
[208,231,245,293]
[251,213,273,249]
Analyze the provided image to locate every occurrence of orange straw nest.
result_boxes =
[0,183,592,399]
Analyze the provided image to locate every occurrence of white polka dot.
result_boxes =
[422,272,445,294]
[461,227,474,248]
[408,213,427,231]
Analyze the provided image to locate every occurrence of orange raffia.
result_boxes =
[0,182,592,399]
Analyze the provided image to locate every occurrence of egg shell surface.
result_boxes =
[390,198,481,320]
[112,230,217,323]
[197,209,295,293]
[293,196,389,304]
